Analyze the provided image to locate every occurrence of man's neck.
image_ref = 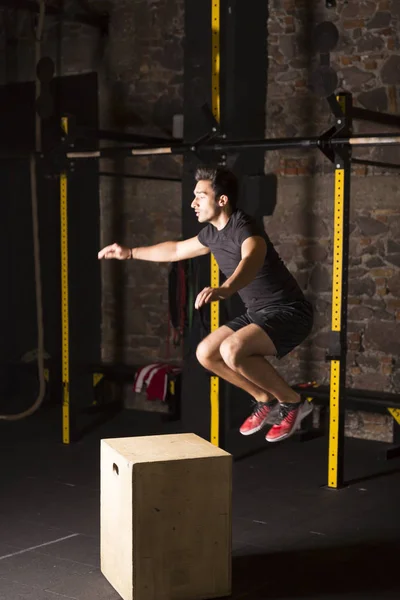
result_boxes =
[210,208,234,230]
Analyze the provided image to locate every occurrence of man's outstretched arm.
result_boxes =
[98,236,210,262]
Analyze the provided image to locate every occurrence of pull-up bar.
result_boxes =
[65,132,400,160]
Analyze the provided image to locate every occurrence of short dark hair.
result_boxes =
[195,165,238,210]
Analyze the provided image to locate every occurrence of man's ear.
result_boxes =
[218,194,229,207]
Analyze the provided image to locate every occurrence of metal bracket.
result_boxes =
[326,331,342,361]
[189,104,226,162]
[319,126,337,163]
[326,94,344,119]
[330,95,352,167]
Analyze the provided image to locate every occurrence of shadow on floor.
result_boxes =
[230,539,400,599]
[345,465,400,487]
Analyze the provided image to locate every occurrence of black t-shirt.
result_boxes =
[197,209,304,311]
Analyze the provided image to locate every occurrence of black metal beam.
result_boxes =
[326,94,344,119]
[0,0,109,32]
[79,128,180,146]
[3,132,400,165]
[352,157,400,170]
[64,132,400,160]
[293,384,400,409]
[352,106,400,128]
[99,172,181,182]
[386,446,400,460]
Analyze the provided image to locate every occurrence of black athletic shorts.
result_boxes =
[225,299,313,359]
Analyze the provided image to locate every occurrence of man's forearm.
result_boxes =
[131,241,179,262]
[221,257,261,294]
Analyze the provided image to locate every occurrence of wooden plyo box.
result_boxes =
[100,433,232,600]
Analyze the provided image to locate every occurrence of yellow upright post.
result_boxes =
[328,166,344,487]
[210,0,221,446]
[327,94,352,488]
[60,117,70,444]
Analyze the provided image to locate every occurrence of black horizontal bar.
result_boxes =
[294,384,400,409]
[386,446,400,460]
[0,153,30,161]
[0,0,108,31]
[352,158,400,170]
[99,171,181,182]
[65,132,400,159]
[2,132,400,163]
[352,107,400,128]
[79,127,180,146]
[64,137,318,159]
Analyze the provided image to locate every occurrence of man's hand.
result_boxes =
[98,243,131,260]
[195,287,231,309]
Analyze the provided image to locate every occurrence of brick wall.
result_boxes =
[266,0,400,441]
[1,0,399,439]
[95,0,185,364]
[0,0,184,365]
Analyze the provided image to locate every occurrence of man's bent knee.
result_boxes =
[196,339,218,367]
[196,326,235,367]
[219,337,243,371]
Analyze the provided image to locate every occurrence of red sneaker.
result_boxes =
[239,400,279,436]
[265,401,313,442]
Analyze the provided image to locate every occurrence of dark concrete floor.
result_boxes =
[0,404,399,600]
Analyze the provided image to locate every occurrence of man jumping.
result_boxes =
[98,166,313,442]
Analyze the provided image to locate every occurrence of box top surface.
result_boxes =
[102,433,231,463]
